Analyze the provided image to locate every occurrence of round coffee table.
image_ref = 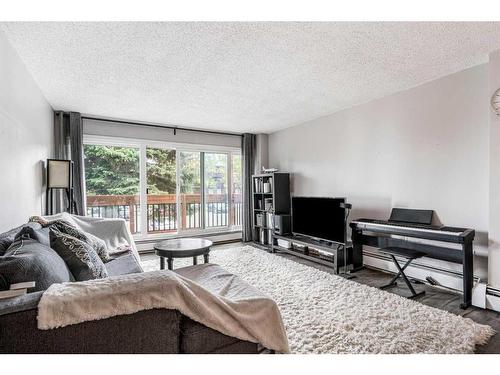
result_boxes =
[154,238,213,270]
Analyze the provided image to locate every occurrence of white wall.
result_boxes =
[255,134,269,173]
[488,51,500,289]
[269,64,490,282]
[0,30,53,232]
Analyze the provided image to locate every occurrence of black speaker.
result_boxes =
[274,214,291,235]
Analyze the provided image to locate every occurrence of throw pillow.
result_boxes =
[15,222,50,247]
[49,228,108,281]
[0,225,24,256]
[50,220,110,262]
[0,238,73,291]
[82,232,110,262]
[30,217,110,262]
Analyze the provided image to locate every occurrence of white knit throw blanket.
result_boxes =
[37,264,290,353]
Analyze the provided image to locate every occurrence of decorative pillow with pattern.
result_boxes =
[30,217,110,262]
[51,220,110,263]
[49,228,108,281]
[84,232,110,262]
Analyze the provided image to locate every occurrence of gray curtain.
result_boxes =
[53,111,85,215]
[241,133,256,242]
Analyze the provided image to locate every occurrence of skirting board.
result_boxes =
[363,251,487,309]
[485,287,500,311]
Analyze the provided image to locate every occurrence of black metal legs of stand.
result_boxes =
[380,254,425,299]
[339,202,356,279]
[461,241,473,309]
[339,245,356,279]
[348,229,365,274]
[350,222,475,309]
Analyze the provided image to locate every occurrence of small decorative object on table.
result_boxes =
[261,167,278,174]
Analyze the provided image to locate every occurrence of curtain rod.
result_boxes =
[81,116,243,138]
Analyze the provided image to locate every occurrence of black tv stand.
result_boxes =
[273,234,363,274]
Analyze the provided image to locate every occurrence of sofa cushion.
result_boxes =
[0,307,181,354]
[0,291,43,316]
[0,225,24,256]
[49,228,108,281]
[31,217,110,262]
[105,249,143,276]
[51,220,110,262]
[0,238,73,292]
[179,315,245,353]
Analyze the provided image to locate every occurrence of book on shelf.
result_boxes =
[264,198,273,210]
[254,178,263,193]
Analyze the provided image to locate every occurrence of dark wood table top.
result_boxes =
[154,238,213,257]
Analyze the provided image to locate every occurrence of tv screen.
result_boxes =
[292,197,346,243]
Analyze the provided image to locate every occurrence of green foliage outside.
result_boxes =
[84,145,140,195]
[84,145,241,196]
[146,148,176,194]
[179,151,201,194]
[232,154,242,193]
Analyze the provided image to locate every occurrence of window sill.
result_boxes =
[135,229,242,253]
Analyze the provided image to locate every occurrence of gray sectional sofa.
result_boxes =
[0,221,259,354]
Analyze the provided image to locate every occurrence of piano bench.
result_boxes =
[378,247,426,299]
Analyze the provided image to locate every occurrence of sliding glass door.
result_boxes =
[231,154,242,227]
[146,147,177,234]
[83,144,141,234]
[204,153,228,228]
[84,136,241,238]
[180,151,202,230]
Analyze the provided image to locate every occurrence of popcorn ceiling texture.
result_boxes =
[2,22,500,133]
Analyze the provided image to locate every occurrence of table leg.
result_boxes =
[167,257,173,270]
[193,256,198,265]
[204,253,209,264]
[160,257,165,270]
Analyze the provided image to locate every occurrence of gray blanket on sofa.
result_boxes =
[37,264,290,353]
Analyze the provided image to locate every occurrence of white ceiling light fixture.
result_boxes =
[492,88,500,116]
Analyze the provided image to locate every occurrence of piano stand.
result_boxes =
[378,247,426,299]
[350,219,475,309]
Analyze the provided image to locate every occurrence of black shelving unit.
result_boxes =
[251,172,290,251]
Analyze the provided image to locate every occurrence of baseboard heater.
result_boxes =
[136,232,242,253]
[486,286,500,297]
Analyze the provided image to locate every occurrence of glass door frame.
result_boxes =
[84,134,241,241]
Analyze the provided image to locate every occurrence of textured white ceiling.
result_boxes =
[2,22,500,133]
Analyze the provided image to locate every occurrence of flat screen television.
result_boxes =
[291,197,346,244]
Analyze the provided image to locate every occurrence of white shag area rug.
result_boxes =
[141,245,494,354]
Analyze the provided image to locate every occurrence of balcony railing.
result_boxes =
[86,193,242,234]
